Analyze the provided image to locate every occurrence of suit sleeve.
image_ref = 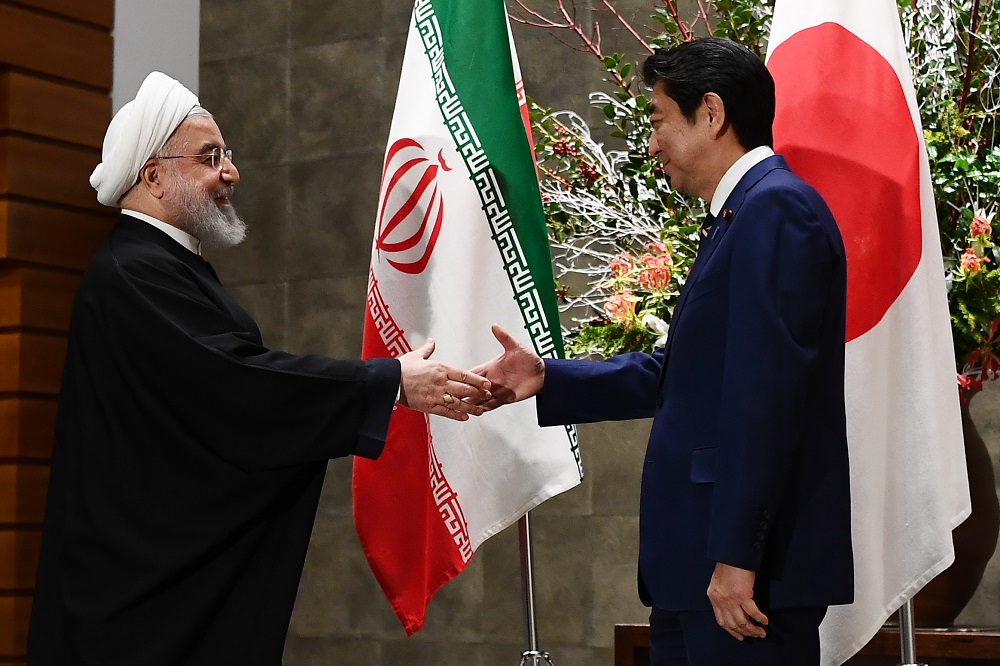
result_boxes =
[536,350,662,425]
[705,187,838,571]
[111,252,400,472]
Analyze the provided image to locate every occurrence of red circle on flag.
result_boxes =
[769,23,923,342]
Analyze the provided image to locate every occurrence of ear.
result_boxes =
[701,92,728,138]
[137,158,167,200]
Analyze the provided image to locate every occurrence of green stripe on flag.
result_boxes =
[419,0,566,359]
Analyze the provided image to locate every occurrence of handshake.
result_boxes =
[397,325,544,421]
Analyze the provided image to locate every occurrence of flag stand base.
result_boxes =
[519,650,554,666]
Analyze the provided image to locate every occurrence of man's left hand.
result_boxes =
[706,562,768,641]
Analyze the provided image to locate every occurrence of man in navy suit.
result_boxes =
[473,38,853,664]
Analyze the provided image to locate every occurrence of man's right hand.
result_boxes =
[469,324,545,410]
[398,339,491,421]
[707,562,768,641]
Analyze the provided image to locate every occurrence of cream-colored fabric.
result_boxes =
[90,72,199,207]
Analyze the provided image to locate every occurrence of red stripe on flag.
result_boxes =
[770,23,923,341]
[353,274,468,634]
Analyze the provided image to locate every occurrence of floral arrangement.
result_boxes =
[515,0,1000,393]
[906,0,1000,393]
[531,98,701,355]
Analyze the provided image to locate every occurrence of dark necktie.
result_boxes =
[698,212,717,254]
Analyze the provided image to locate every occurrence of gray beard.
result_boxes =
[173,184,248,249]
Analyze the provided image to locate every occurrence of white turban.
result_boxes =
[90,72,200,207]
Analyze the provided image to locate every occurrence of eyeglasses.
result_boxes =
[158,147,234,171]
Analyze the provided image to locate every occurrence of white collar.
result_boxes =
[709,146,775,216]
[122,209,202,256]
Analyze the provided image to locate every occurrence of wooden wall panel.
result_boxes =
[12,0,114,28]
[0,0,114,658]
[0,334,67,395]
[0,399,57,459]
[0,4,112,89]
[0,201,113,270]
[0,72,111,148]
[0,531,42,590]
[0,464,48,524]
[0,595,31,659]
[0,137,104,212]
[0,268,80,331]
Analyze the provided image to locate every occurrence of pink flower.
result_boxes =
[961,248,987,275]
[638,266,671,290]
[958,373,984,404]
[604,291,638,324]
[642,253,672,269]
[970,215,993,238]
[645,240,669,255]
[609,253,635,278]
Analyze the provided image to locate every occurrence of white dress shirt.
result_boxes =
[709,145,775,216]
[122,209,202,256]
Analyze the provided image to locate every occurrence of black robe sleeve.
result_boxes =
[102,226,399,471]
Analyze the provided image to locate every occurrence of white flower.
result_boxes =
[641,314,670,348]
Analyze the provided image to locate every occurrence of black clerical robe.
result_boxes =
[28,215,400,665]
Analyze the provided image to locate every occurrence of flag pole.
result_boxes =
[898,600,927,666]
[518,512,554,666]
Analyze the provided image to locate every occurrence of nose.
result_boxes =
[648,133,661,158]
[221,156,239,184]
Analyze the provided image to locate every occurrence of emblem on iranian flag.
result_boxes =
[376,138,451,275]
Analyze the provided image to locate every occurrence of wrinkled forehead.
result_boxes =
[166,114,225,152]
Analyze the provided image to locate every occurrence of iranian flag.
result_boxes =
[766,1,971,663]
[352,0,583,635]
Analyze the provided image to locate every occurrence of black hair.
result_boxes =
[642,37,775,149]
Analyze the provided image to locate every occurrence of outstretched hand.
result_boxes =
[469,324,545,410]
[398,339,491,421]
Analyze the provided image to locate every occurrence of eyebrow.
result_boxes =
[197,141,224,153]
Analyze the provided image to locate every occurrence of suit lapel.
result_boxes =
[656,155,791,387]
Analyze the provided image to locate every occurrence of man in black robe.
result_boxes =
[27,72,490,664]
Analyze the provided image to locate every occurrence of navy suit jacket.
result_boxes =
[537,155,854,611]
